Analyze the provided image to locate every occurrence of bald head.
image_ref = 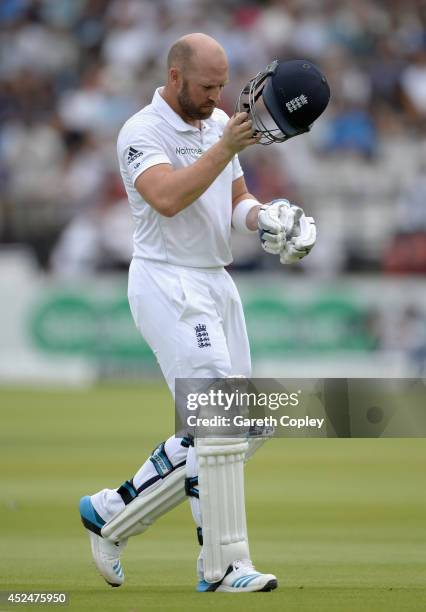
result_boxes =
[167,33,228,77]
[163,33,229,125]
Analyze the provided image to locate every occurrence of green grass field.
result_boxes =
[1,384,425,612]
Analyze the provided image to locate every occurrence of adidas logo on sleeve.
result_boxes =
[127,147,144,164]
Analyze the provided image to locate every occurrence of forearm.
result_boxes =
[232,192,261,233]
[136,111,259,217]
[157,141,234,216]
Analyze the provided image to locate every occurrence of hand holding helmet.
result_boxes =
[236,59,330,145]
[221,112,261,154]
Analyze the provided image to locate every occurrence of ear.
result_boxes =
[169,67,181,88]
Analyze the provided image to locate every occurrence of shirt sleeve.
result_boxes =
[118,122,172,185]
[232,154,244,181]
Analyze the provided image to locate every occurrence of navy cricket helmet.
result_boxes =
[236,59,331,145]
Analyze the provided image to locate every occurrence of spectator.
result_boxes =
[0,0,425,275]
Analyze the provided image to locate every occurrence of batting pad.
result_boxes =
[101,466,186,541]
[197,438,250,583]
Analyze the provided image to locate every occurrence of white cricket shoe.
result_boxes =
[80,495,127,587]
[196,559,278,592]
[87,530,127,587]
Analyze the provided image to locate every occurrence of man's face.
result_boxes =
[176,65,229,121]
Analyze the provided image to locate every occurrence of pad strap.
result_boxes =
[185,476,199,499]
[117,480,138,505]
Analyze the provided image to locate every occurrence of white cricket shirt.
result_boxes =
[117,88,243,267]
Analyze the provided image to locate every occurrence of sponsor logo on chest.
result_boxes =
[175,146,202,157]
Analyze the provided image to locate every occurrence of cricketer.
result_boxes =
[79,32,330,593]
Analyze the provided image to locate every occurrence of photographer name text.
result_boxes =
[186,415,324,429]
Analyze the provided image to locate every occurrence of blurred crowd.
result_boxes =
[0,0,426,276]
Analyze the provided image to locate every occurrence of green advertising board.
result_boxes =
[29,286,376,363]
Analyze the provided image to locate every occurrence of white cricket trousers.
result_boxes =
[91,257,251,526]
[128,257,251,388]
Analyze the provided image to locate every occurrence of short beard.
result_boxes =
[177,79,215,120]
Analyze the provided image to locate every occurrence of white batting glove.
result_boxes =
[279,206,316,264]
[257,199,295,255]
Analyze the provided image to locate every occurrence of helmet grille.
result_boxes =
[235,60,311,145]
[235,62,288,145]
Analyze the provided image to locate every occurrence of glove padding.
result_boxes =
[279,206,316,264]
[257,199,296,255]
